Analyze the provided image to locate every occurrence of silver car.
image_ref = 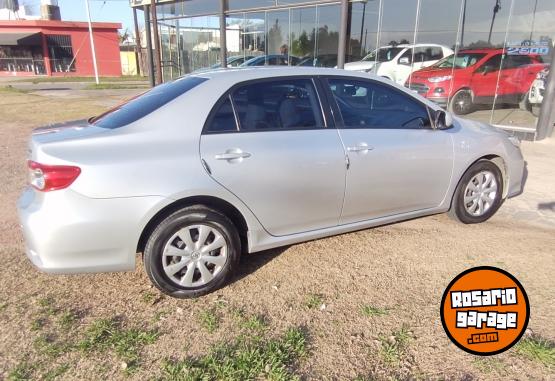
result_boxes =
[17,67,526,298]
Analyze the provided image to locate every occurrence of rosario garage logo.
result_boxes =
[440,267,529,355]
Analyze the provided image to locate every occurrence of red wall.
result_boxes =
[0,20,122,77]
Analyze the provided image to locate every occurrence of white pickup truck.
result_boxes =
[344,43,454,85]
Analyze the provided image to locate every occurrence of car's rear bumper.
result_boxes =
[17,187,163,274]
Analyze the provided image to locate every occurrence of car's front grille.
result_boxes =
[408,82,429,95]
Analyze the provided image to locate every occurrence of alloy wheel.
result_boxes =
[452,91,472,115]
[463,170,498,217]
[162,224,228,287]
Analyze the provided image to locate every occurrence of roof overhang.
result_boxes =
[0,32,42,46]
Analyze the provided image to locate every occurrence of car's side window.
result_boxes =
[206,95,238,133]
[328,78,431,129]
[476,54,502,73]
[231,79,324,131]
[503,55,533,69]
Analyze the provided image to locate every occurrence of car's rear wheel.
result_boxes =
[144,205,240,298]
[449,160,503,224]
[449,89,474,115]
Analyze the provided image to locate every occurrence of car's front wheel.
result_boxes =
[144,205,240,298]
[449,160,504,224]
[449,89,474,115]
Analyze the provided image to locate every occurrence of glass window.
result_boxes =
[414,46,444,62]
[362,47,403,62]
[92,76,208,129]
[433,53,487,69]
[206,96,237,133]
[328,79,430,129]
[232,79,324,131]
[502,55,534,69]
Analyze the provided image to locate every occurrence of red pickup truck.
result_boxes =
[406,48,546,115]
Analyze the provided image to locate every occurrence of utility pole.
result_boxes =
[133,7,141,76]
[488,0,501,45]
[337,0,348,69]
[150,0,163,84]
[85,0,100,84]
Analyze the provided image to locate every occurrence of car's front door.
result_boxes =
[200,77,346,236]
[323,77,454,224]
[471,54,504,100]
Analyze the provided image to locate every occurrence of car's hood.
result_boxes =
[410,66,454,80]
[455,116,508,137]
[344,60,375,71]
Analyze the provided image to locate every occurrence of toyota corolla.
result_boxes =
[17,67,526,298]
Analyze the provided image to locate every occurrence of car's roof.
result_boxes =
[381,43,449,49]
[191,66,372,81]
[458,48,503,54]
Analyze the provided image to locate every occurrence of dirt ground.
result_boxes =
[0,88,553,380]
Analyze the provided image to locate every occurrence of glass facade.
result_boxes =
[151,0,555,134]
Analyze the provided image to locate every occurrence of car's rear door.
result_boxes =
[200,77,346,236]
[322,77,453,224]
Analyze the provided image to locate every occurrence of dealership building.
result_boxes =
[139,0,551,139]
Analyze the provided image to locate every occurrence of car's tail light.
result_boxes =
[28,161,81,192]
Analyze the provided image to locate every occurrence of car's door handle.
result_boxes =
[214,150,252,161]
[347,143,373,153]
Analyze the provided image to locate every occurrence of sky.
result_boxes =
[21,0,136,31]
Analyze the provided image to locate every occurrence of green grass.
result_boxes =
[0,301,7,312]
[305,293,324,309]
[84,83,149,90]
[379,326,412,364]
[37,297,58,316]
[0,85,28,94]
[58,310,78,330]
[14,75,146,83]
[473,357,506,374]
[161,326,308,381]
[42,364,69,381]
[361,305,388,317]
[515,336,555,367]
[241,314,268,331]
[7,361,35,381]
[142,290,159,305]
[198,309,219,333]
[33,334,72,357]
[78,318,159,372]
[30,317,46,331]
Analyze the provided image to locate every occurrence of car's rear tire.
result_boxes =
[449,89,474,115]
[448,160,504,224]
[144,205,240,298]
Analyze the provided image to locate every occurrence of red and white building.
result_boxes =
[0,19,122,77]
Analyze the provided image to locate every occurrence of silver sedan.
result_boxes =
[17,67,526,298]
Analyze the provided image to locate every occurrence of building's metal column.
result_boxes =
[337,0,349,69]
[536,46,555,140]
[144,5,155,87]
[219,0,228,68]
[133,7,142,76]
[41,33,52,76]
[150,0,163,84]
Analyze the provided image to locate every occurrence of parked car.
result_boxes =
[297,54,358,68]
[406,48,546,115]
[240,54,300,67]
[209,55,256,69]
[18,67,525,298]
[343,44,453,85]
[523,66,549,117]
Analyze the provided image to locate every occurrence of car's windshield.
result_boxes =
[433,53,486,69]
[91,76,208,129]
[362,47,403,62]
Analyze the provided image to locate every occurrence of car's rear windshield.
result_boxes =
[91,76,208,129]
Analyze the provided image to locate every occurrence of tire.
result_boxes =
[144,205,241,298]
[449,89,474,115]
[448,160,504,224]
[519,91,531,112]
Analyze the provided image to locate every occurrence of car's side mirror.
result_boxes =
[433,109,453,130]
[399,57,410,65]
